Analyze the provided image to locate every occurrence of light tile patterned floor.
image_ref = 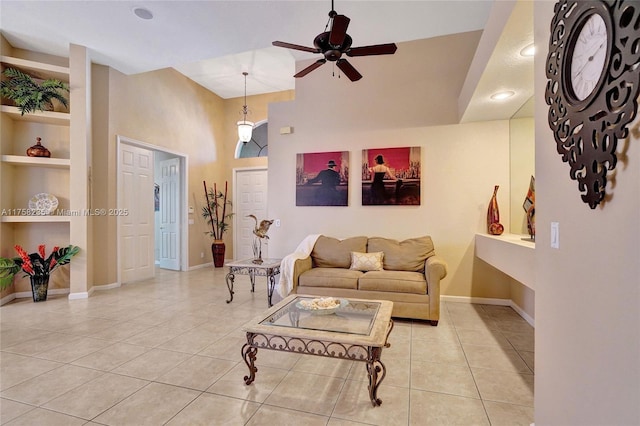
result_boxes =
[0,266,534,425]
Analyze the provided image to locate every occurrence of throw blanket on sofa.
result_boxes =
[277,234,321,297]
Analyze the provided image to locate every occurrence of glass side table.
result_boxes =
[224,258,282,306]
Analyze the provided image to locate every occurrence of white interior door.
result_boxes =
[119,143,155,283]
[159,157,180,270]
[234,168,268,260]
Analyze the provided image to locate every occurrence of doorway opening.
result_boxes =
[116,135,188,285]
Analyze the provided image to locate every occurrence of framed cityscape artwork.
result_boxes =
[296,151,349,206]
[362,147,421,205]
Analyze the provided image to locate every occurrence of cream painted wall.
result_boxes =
[266,32,537,304]
[509,116,534,235]
[268,109,514,300]
[221,90,294,256]
[222,91,294,176]
[266,32,526,302]
[92,67,226,285]
[90,66,293,285]
[534,2,640,423]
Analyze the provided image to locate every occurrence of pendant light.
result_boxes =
[237,72,254,142]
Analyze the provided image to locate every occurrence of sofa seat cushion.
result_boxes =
[311,236,368,268]
[298,268,362,290]
[368,236,435,272]
[358,270,427,294]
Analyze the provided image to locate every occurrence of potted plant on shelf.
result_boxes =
[202,181,233,267]
[0,67,69,115]
[0,244,80,302]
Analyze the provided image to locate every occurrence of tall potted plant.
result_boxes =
[0,68,69,115]
[202,181,233,267]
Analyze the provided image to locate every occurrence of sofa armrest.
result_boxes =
[291,256,313,292]
[425,255,448,323]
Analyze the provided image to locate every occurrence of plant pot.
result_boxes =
[212,240,226,268]
[30,275,49,302]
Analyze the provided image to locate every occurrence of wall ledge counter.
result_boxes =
[475,233,535,291]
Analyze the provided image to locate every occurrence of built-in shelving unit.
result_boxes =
[1,155,70,168]
[0,55,69,81]
[0,46,83,301]
[1,215,71,223]
[0,105,70,125]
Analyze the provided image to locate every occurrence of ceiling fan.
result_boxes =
[272,1,397,82]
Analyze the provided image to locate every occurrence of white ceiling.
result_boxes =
[0,0,533,119]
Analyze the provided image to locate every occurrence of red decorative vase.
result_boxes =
[487,185,504,235]
[211,240,225,268]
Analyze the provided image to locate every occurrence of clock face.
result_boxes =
[570,13,608,101]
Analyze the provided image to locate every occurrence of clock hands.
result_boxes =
[574,42,605,76]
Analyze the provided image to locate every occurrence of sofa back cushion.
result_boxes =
[312,236,368,268]
[368,236,435,272]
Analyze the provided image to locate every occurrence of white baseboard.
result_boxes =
[442,295,511,306]
[68,291,90,300]
[67,282,121,300]
[92,282,120,291]
[441,295,535,327]
[509,301,535,327]
[0,293,16,306]
[1,283,122,304]
[189,262,213,271]
[11,288,70,300]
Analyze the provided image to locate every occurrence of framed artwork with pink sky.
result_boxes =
[362,147,421,205]
[296,151,349,206]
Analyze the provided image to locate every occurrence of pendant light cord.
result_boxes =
[242,72,248,122]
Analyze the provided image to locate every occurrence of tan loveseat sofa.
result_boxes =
[290,235,447,325]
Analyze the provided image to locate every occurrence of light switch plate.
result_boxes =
[551,222,559,249]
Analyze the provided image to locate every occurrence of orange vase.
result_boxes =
[487,185,504,235]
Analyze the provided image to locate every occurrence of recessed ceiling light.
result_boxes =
[520,43,535,57]
[491,91,515,101]
[133,7,153,20]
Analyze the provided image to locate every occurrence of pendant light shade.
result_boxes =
[237,72,254,142]
[237,121,254,142]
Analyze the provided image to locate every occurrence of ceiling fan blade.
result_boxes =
[294,59,327,78]
[272,41,319,53]
[336,59,362,81]
[347,43,398,57]
[329,14,350,46]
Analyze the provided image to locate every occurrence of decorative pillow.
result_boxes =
[349,251,384,271]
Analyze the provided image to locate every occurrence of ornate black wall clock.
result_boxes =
[545,0,640,209]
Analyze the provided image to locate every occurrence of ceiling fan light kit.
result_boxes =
[272,1,397,81]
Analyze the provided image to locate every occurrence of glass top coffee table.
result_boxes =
[241,294,394,406]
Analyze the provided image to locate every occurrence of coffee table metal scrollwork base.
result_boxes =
[242,317,394,406]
